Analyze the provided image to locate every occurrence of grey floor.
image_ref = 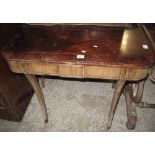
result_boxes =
[0,77,155,132]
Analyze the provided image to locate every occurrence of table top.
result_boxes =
[146,24,155,43]
[2,24,155,68]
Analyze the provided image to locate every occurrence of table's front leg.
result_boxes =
[107,80,126,129]
[124,85,137,130]
[25,74,48,123]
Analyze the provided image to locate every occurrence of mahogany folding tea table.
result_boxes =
[2,24,155,129]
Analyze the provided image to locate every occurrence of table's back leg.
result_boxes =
[107,80,125,129]
[25,74,48,123]
[40,76,45,88]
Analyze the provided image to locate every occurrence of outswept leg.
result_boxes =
[25,74,48,123]
[107,80,125,129]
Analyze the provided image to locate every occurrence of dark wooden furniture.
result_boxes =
[2,24,155,129]
[0,24,33,122]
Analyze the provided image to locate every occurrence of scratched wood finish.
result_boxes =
[2,24,155,68]
[7,60,148,81]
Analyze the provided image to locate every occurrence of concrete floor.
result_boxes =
[0,77,155,132]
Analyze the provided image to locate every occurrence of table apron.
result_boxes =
[7,61,148,81]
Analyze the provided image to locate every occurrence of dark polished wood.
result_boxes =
[0,24,33,122]
[1,24,155,129]
[0,24,23,47]
[2,24,155,68]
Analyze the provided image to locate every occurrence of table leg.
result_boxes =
[25,74,48,123]
[107,80,125,129]
[124,85,137,130]
[112,82,116,89]
[40,76,45,88]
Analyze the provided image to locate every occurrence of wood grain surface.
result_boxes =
[2,24,155,68]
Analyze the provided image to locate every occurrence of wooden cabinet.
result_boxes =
[0,24,33,121]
